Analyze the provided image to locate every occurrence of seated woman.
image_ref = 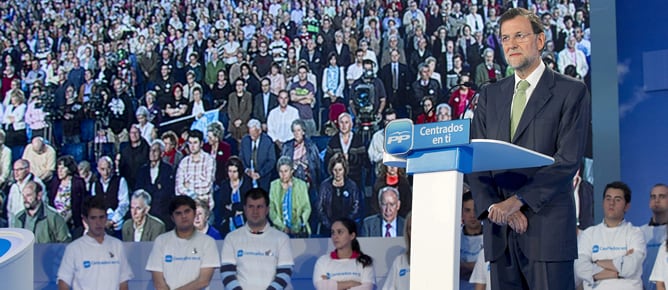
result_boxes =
[318,153,362,236]
[415,96,437,124]
[269,156,311,237]
[47,155,89,236]
[194,199,222,240]
[216,156,252,236]
[382,212,412,290]
[313,217,375,290]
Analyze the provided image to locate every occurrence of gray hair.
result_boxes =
[207,121,225,140]
[151,139,165,151]
[378,186,400,205]
[276,156,294,172]
[136,106,149,117]
[291,119,306,132]
[436,103,452,114]
[132,189,152,206]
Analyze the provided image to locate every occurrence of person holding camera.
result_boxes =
[350,59,387,123]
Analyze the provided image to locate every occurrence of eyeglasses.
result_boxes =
[501,32,535,44]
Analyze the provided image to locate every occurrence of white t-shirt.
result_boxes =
[641,224,667,290]
[574,221,646,290]
[382,253,410,290]
[146,230,220,289]
[57,234,133,290]
[650,241,668,285]
[220,224,294,290]
[313,253,375,290]
[469,249,491,290]
[460,231,483,290]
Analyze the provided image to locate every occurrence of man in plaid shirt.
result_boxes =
[175,129,216,211]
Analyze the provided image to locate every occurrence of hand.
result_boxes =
[106,220,117,229]
[507,211,528,234]
[488,196,524,225]
[251,172,260,180]
[234,119,242,127]
[626,249,634,256]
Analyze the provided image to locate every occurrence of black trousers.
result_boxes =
[490,231,575,290]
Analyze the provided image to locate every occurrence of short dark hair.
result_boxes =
[83,195,107,218]
[188,129,204,142]
[499,8,544,34]
[603,181,632,203]
[245,188,269,206]
[169,195,197,215]
[463,191,473,203]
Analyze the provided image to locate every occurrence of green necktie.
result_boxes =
[510,80,530,138]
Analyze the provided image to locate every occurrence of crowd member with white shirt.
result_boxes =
[642,184,668,290]
[220,188,295,290]
[267,90,300,149]
[57,195,133,290]
[650,240,668,289]
[146,195,219,289]
[6,159,45,226]
[574,181,646,290]
[469,248,491,290]
[382,213,411,290]
[313,217,376,290]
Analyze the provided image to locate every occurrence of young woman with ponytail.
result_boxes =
[312,217,375,290]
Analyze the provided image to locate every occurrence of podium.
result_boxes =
[0,228,35,290]
[383,119,554,290]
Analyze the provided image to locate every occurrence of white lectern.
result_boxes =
[0,228,35,290]
[383,119,554,290]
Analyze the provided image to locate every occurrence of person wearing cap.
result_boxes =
[240,119,277,192]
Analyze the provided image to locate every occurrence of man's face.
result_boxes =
[356,52,364,63]
[278,93,289,108]
[501,16,544,73]
[380,191,401,222]
[384,113,397,126]
[22,185,41,210]
[485,52,494,65]
[171,205,196,232]
[259,42,268,53]
[261,80,270,93]
[298,68,308,81]
[244,197,269,228]
[461,199,480,228]
[603,188,629,222]
[13,162,29,181]
[438,107,452,121]
[149,144,162,162]
[130,198,148,225]
[249,126,261,140]
[84,208,108,239]
[188,137,202,154]
[97,159,112,180]
[129,126,141,143]
[650,185,668,216]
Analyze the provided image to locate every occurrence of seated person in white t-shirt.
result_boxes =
[57,195,133,290]
[470,248,491,290]
[650,240,668,289]
[461,190,484,290]
[382,212,411,290]
[574,181,646,290]
[146,196,220,289]
[220,188,295,289]
[313,217,376,290]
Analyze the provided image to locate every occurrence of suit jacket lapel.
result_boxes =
[512,69,555,142]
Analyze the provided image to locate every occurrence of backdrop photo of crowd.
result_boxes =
[0,0,591,240]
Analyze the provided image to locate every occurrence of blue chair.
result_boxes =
[80,119,96,143]
[60,143,87,163]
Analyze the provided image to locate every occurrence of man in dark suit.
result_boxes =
[467,8,590,290]
[135,141,175,231]
[379,49,412,118]
[239,119,277,192]
[333,31,352,68]
[252,78,279,131]
[361,187,405,237]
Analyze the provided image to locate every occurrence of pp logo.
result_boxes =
[237,250,244,257]
[384,119,413,155]
[592,245,599,253]
[165,255,173,263]
[83,261,91,268]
